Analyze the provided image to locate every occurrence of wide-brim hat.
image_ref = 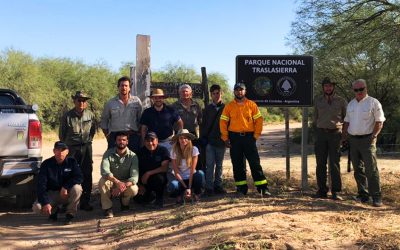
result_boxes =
[148,88,166,98]
[71,90,91,100]
[171,129,196,142]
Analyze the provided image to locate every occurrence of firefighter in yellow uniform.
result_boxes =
[220,83,269,195]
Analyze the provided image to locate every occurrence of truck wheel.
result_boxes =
[16,191,36,209]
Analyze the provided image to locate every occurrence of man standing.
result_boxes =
[140,88,183,152]
[220,83,269,196]
[59,90,96,211]
[32,141,83,225]
[313,78,347,200]
[172,84,202,139]
[343,79,385,207]
[137,131,170,208]
[100,76,142,153]
[201,84,226,195]
[99,132,139,218]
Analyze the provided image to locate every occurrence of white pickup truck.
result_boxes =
[0,89,42,208]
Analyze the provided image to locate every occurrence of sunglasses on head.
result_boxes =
[353,87,365,93]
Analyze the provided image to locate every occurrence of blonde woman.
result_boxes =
[168,129,205,203]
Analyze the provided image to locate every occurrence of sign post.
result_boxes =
[236,55,313,190]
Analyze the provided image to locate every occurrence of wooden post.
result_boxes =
[130,66,136,96]
[301,107,309,190]
[201,67,209,106]
[285,108,290,181]
[136,34,151,108]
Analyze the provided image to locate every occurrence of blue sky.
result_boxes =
[0,0,297,86]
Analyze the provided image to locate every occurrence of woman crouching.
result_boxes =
[168,129,205,203]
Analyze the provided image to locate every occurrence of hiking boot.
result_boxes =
[104,208,114,218]
[332,192,343,201]
[257,185,271,196]
[80,202,93,211]
[154,196,164,208]
[313,191,328,199]
[64,213,74,225]
[236,185,248,196]
[354,195,369,203]
[372,197,383,207]
[48,212,58,221]
[214,186,227,195]
[203,188,214,197]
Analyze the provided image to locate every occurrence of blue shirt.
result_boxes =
[140,104,180,140]
[37,156,83,205]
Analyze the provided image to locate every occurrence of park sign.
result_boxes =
[236,55,313,107]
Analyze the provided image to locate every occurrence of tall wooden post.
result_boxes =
[201,67,209,106]
[136,34,151,108]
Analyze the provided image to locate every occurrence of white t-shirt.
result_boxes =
[344,95,385,135]
[171,146,199,179]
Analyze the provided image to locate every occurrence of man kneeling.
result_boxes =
[32,141,83,225]
[99,131,139,218]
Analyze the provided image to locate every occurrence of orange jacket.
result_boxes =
[219,98,263,141]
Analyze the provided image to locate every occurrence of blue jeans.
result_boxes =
[168,170,205,197]
[205,144,226,190]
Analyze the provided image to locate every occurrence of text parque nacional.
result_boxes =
[244,59,305,74]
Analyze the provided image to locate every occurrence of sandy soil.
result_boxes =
[1,123,400,250]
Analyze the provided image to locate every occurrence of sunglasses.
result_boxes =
[353,87,365,93]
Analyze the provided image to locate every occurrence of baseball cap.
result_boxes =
[144,131,158,140]
[234,83,246,90]
[54,141,68,150]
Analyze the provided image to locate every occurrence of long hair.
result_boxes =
[172,136,194,169]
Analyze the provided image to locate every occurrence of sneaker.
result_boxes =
[104,208,114,218]
[214,187,227,195]
[64,213,74,225]
[332,193,343,201]
[80,203,93,211]
[313,191,328,199]
[354,195,369,203]
[372,197,383,207]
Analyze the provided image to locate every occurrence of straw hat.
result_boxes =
[172,129,196,142]
[148,88,166,97]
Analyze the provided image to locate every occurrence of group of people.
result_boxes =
[33,76,269,224]
[32,75,385,225]
[313,78,385,207]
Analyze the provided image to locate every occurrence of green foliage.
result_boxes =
[289,0,400,138]
[0,49,117,131]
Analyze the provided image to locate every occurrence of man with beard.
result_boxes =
[313,77,348,200]
[137,131,170,208]
[99,132,139,218]
[100,76,142,153]
[220,83,269,196]
[59,90,96,211]
[140,88,183,152]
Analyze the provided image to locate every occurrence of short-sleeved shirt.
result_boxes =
[172,100,202,137]
[140,104,180,140]
[314,94,347,130]
[100,95,142,132]
[137,145,170,178]
[59,108,96,146]
[171,146,199,179]
[100,148,139,184]
[344,95,385,135]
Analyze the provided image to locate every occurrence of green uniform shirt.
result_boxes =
[100,148,139,184]
[59,108,96,146]
[314,94,347,130]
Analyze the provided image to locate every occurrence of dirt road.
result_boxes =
[1,123,399,249]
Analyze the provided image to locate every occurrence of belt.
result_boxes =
[349,133,372,138]
[318,128,340,133]
[229,131,254,136]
